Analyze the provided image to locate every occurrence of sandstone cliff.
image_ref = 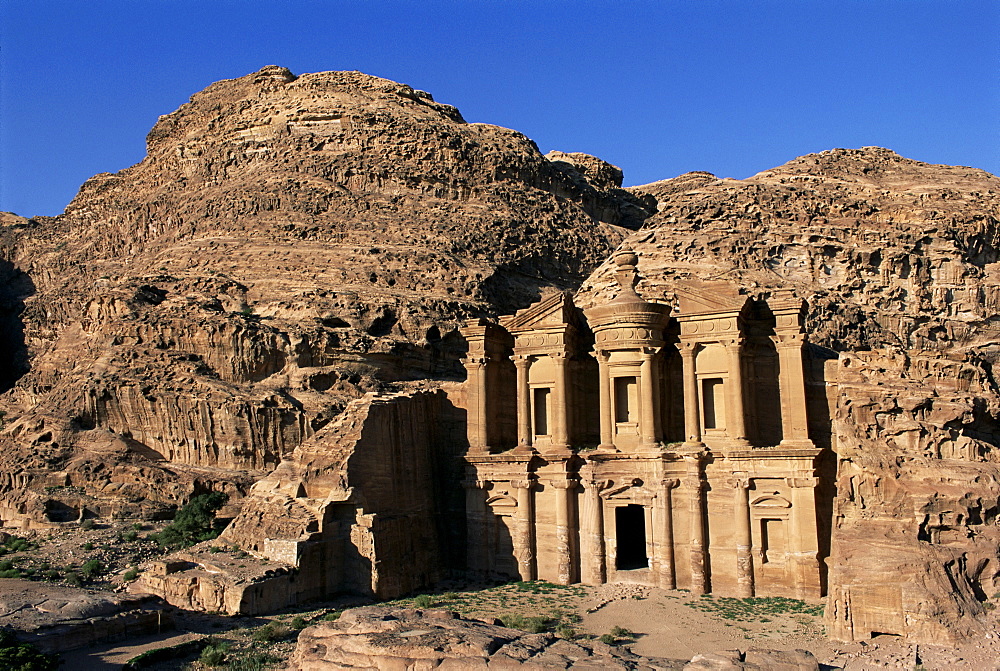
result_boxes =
[578,148,1000,642]
[0,67,644,524]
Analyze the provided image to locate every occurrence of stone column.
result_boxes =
[685,456,709,594]
[771,333,813,446]
[733,477,754,598]
[595,350,615,451]
[581,476,608,584]
[658,478,679,589]
[552,478,576,585]
[723,338,748,444]
[512,355,534,453]
[677,342,703,447]
[787,475,821,598]
[463,477,487,574]
[462,355,489,452]
[512,478,537,581]
[550,352,570,452]
[639,347,661,449]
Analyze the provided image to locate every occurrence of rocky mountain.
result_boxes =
[579,148,1000,642]
[1,65,999,645]
[0,66,646,523]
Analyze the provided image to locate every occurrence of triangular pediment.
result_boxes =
[674,281,750,316]
[500,291,577,332]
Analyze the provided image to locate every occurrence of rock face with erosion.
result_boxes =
[0,66,645,528]
[576,148,1000,643]
[1,64,999,650]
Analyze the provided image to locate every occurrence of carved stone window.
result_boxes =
[614,376,638,424]
[761,517,786,564]
[702,378,725,430]
[533,387,550,436]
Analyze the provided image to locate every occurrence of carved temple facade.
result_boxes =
[460,250,835,598]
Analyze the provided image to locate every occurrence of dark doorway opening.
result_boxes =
[615,504,648,570]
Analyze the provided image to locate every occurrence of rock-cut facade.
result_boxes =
[460,249,837,599]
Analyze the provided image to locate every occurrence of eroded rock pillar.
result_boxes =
[771,333,813,447]
[595,350,615,450]
[552,478,576,584]
[678,342,703,447]
[462,355,489,452]
[685,455,709,594]
[512,355,534,453]
[581,476,608,584]
[734,477,754,597]
[639,347,661,449]
[463,477,487,573]
[550,352,570,453]
[658,478,679,589]
[723,338,749,445]
[512,478,537,581]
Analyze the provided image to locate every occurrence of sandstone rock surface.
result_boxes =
[0,66,643,525]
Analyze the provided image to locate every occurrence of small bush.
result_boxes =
[290,616,308,630]
[599,633,617,645]
[122,531,139,542]
[412,594,433,609]
[500,614,550,633]
[0,559,14,571]
[80,519,96,530]
[323,610,342,621]
[0,569,21,579]
[123,567,139,582]
[199,641,229,667]
[228,651,282,671]
[82,542,94,551]
[610,625,634,639]
[555,623,575,639]
[43,570,60,581]
[0,628,61,670]
[251,622,290,643]
[153,492,228,548]
[80,559,104,580]
[64,572,82,587]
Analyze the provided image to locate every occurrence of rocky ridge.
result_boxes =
[579,148,1000,642]
[0,66,644,523]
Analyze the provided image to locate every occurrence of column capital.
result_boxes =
[727,476,752,489]
[461,478,487,490]
[584,478,613,492]
[511,353,532,366]
[592,349,612,363]
[548,350,571,361]
[771,332,806,347]
[640,346,663,358]
[661,478,681,490]
[510,477,536,490]
[548,477,579,490]
[785,476,818,488]
[676,340,698,357]
[462,355,489,368]
[721,336,745,350]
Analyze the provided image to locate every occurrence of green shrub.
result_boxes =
[322,610,342,621]
[80,519,96,530]
[0,559,14,571]
[500,614,550,633]
[152,493,228,548]
[198,641,229,667]
[82,542,94,551]
[290,616,308,630]
[64,572,82,587]
[610,625,634,639]
[412,594,433,609]
[43,570,60,582]
[122,531,139,542]
[80,559,104,580]
[0,569,20,579]
[123,567,139,582]
[555,623,575,639]
[598,633,617,645]
[0,628,61,670]
[251,622,290,643]
[227,651,282,671]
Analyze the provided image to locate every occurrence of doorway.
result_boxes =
[615,504,648,570]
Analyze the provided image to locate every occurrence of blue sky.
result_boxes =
[1,0,997,217]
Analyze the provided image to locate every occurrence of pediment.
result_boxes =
[674,281,750,316]
[500,291,577,332]
[751,495,792,508]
